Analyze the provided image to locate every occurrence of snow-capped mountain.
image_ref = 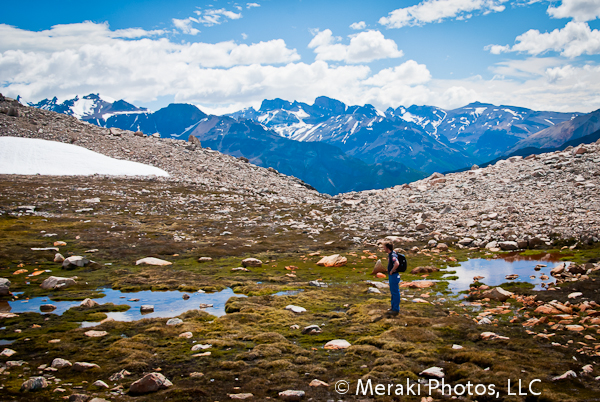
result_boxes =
[30,94,207,137]
[31,93,146,122]
[232,98,580,165]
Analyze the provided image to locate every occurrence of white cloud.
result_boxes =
[241,33,248,40]
[172,17,200,35]
[308,29,403,63]
[547,0,600,21]
[486,21,600,57]
[247,3,261,8]
[4,22,600,115]
[193,8,242,26]
[350,21,366,30]
[364,60,432,86]
[379,0,507,28]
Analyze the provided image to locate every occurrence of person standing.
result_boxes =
[384,242,401,315]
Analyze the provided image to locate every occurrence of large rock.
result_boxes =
[371,259,385,275]
[62,256,90,269]
[80,298,99,308]
[400,280,435,289]
[285,305,306,314]
[129,373,173,394]
[278,390,305,401]
[51,358,72,369]
[73,362,100,371]
[0,278,10,296]
[498,241,519,251]
[457,238,474,246]
[20,377,48,392]
[316,254,347,267]
[324,339,351,350]
[241,258,262,267]
[480,287,513,302]
[136,257,172,266]
[40,276,76,290]
[550,263,566,277]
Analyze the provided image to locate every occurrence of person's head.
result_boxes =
[383,242,394,253]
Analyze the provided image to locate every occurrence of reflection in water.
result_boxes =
[498,252,572,263]
[445,258,570,293]
[4,288,245,321]
[0,301,10,313]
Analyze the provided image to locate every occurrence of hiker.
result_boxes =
[383,241,401,315]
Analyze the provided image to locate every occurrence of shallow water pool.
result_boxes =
[443,253,570,292]
[3,288,245,320]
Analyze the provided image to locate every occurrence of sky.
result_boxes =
[2,0,600,114]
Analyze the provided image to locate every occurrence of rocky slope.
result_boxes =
[510,109,600,151]
[0,96,323,205]
[336,142,600,248]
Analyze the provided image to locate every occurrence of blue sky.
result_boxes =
[2,0,600,113]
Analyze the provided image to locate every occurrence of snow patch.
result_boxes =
[0,137,169,177]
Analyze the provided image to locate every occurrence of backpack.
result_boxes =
[396,252,408,273]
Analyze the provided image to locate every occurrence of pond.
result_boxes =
[443,253,571,293]
[2,288,245,321]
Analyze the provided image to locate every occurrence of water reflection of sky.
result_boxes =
[444,258,570,292]
[3,288,245,320]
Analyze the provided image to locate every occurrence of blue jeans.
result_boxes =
[389,272,401,312]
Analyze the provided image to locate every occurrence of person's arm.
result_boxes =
[390,257,400,274]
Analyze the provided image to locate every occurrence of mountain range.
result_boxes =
[29,94,599,195]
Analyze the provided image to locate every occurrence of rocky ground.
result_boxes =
[1,98,600,401]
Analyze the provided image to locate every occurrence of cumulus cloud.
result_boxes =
[4,21,600,114]
[350,21,366,30]
[547,0,600,21]
[486,21,600,57]
[173,18,200,35]
[308,29,403,63]
[379,0,507,28]
[193,8,242,26]
[247,3,261,8]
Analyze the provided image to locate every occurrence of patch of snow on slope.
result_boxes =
[0,137,169,177]
[473,107,486,116]
[71,98,97,119]
[544,119,555,125]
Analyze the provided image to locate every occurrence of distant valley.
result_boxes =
[30,94,600,195]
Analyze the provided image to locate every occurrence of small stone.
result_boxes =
[129,373,173,394]
[302,325,322,335]
[241,258,262,267]
[182,294,190,300]
[20,376,48,392]
[189,372,204,378]
[135,257,172,266]
[229,393,254,399]
[290,324,300,330]
[140,305,154,313]
[324,339,351,350]
[367,287,382,294]
[179,332,193,338]
[80,298,99,308]
[93,380,109,389]
[278,390,305,401]
[452,344,464,350]
[191,344,212,351]
[84,330,108,338]
[54,253,65,263]
[309,379,329,387]
[568,292,583,299]
[1,348,16,357]
[108,369,131,382]
[285,305,306,314]
[316,254,347,267]
[166,318,183,326]
[192,351,211,357]
[51,358,72,369]
[54,241,67,247]
[419,367,444,378]
[73,362,100,371]
[198,257,212,262]
[40,276,76,290]
[62,256,90,269]
[552,370,577,381]
[480,332,509,341]
[40,304,57,312]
